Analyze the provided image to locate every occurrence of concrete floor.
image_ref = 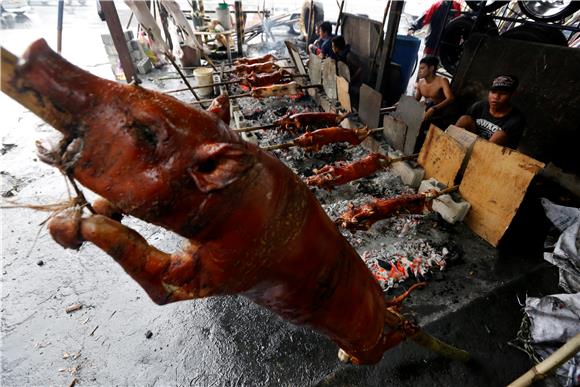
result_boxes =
[1,4,561,386]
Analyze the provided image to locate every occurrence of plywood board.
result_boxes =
[418,125,466,187]
[284,40,307,76]
[445,125,478,151]
[460,140,544,247]
[308,52,322,86]
[358,84,381,128]
[336,76,351,113]
[322,58,337,100]
[393,95,424,155]
[383,114,407,151]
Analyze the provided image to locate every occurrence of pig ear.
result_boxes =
[189,143,255,193]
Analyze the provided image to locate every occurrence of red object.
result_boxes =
[20,39,423,365]
[336,193,428,231]
[234,53,276,65]
[240,70,291,88]
[293,127,371,152]
[422,0,461,26]
[275,112,346,130]
[233,62,278,75]
[305,153,391,190]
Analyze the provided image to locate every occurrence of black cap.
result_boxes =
[490,75,518,92]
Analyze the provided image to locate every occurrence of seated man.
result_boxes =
[331,35,363,107]
[413,56,456,151]
[308,21,334,59]
[456,75,525,149]
[415,56,454,122]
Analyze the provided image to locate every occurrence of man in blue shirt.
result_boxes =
[308,21,333,59]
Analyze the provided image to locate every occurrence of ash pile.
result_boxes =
[234,94,461,293]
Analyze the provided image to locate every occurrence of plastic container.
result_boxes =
[216,2,232,30]
[392,35,421,97]
[193,67,214,97]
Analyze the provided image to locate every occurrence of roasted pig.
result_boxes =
[233,61,279,76]
[2,39,467,366]
[250,81,304,98]
[207,94,230,124]
[336,193,434,231]
[293,126,371,152]
[306,153,393,190]
[239,69,292,88]
[234,53,276,65]
[275,111,347,131]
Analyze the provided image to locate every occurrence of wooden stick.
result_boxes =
[1,46,74,130]
[507,333,580,387]
[165,79,241,93]
[409,330,471,363]
[234,123,277,133]
[261,141,295,151]
[425,185,459,201]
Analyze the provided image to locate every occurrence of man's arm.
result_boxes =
[425,78,454,119]
[415,81,423,101]
[489,130,509,146]
[455,115,476,133]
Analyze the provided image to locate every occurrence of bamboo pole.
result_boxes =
[1,46,73,130]
[508,333,580,387]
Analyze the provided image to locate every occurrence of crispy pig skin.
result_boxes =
[207,94,231,124]
[337,194,427,231]
[306,153,390,190]
[294,127,370,152]
[17,39,405,364]
[234,53,276,65]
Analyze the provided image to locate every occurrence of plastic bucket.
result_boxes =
[392,35,421,97]
[193,67,214,97]
[216,4,232,30]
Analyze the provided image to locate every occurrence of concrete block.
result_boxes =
[419,178,471,224]
[104,44,118,56]
[136,57,153,74]
[124,30,134,41]
[388,150,425,188]
[101,34,113,45]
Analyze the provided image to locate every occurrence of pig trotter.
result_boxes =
[77,215,204,305]
[48,207,83,250]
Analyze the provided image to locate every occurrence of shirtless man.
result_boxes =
[415,56,454,120]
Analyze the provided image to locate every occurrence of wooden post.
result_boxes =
[334,0,344,35]
[99,0,140,84]
[235,1,244,57]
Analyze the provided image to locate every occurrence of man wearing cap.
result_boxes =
[456,75,526,148]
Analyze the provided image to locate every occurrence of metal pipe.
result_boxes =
[57,0,64,53]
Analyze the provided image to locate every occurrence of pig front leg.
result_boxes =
[48,212,205,305]
[92,198,124,222]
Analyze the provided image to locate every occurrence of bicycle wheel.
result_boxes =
[518,1,580,22]
[439,15,499,74]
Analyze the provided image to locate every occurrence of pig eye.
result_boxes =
[131,123,157,147]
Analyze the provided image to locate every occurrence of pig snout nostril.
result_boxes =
[197,158,217,173]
